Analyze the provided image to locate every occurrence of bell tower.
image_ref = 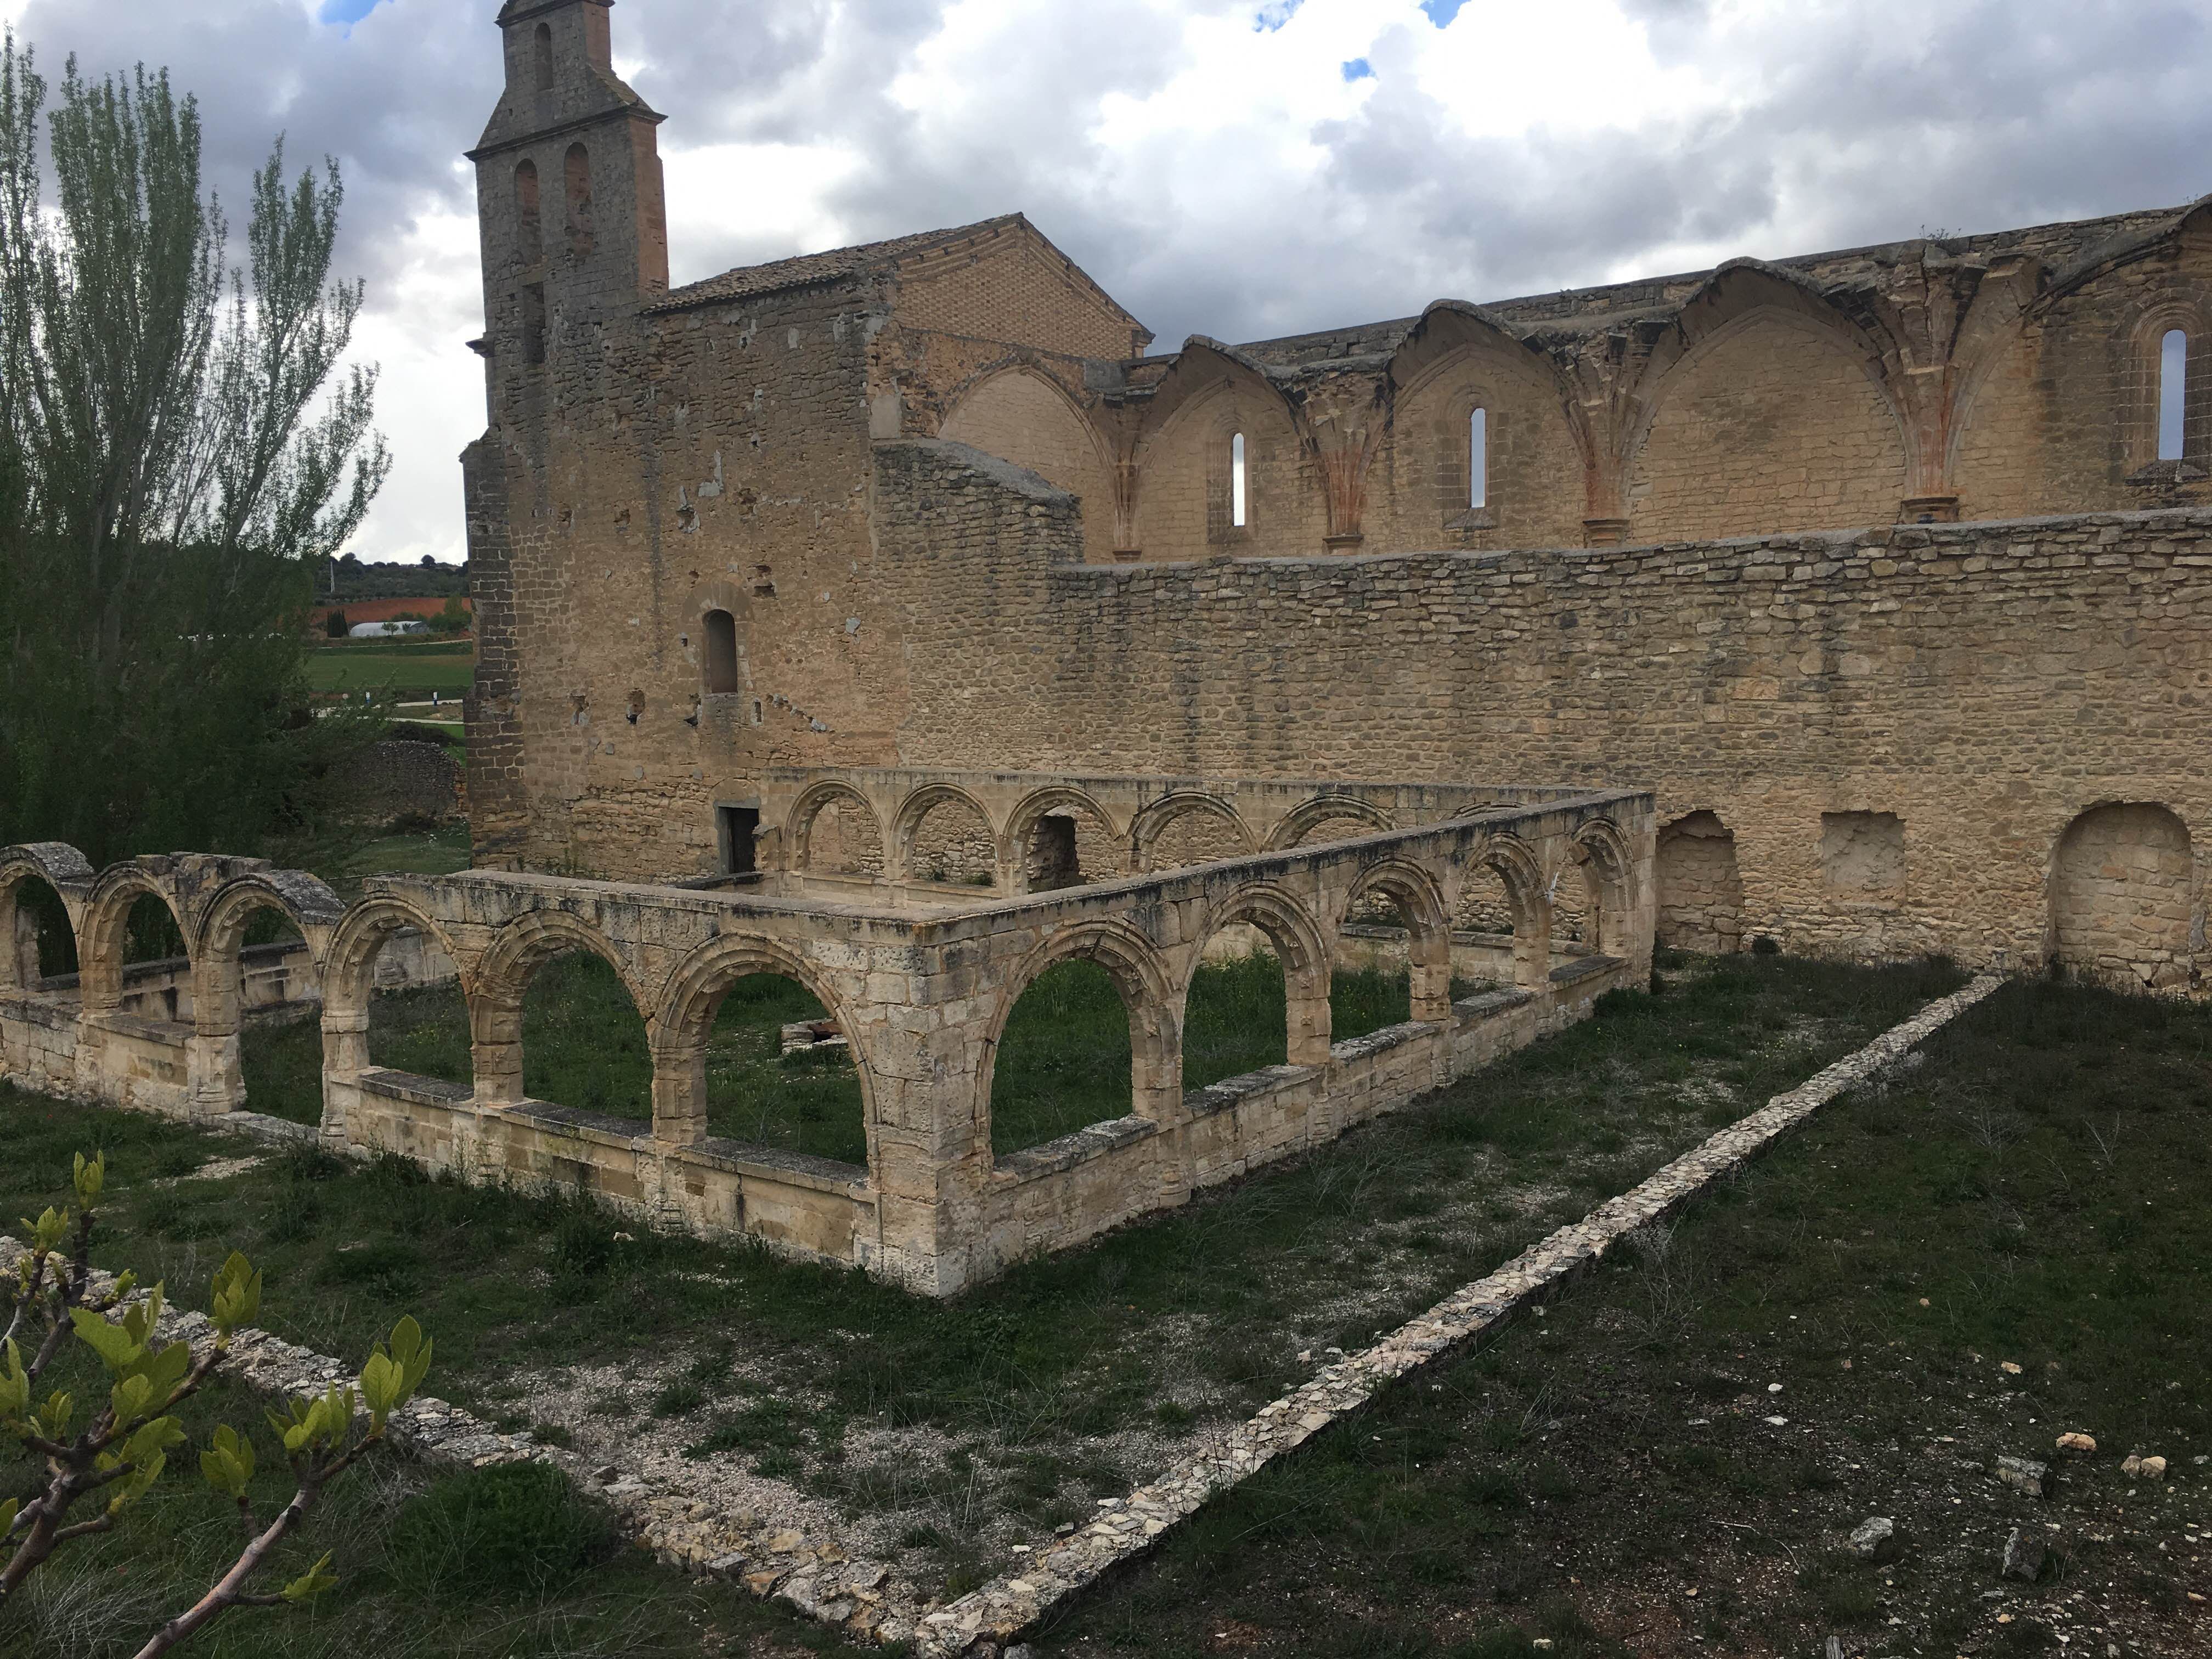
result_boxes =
[468,0,668,402]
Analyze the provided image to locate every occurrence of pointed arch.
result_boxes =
[1624,263,1911,539]
[1190,882,1334,1066]
[1334,856,1453,1024]
[941,362,1117,560]
[1131,340,1314,558]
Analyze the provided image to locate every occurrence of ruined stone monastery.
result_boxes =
[464,0,2206,998]
[4,0,2203,1296]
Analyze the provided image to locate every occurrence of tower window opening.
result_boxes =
[1469,406,1489,509]
[565,144,594,258]
[2159,329,2187,462]
[703,608,740,695]
[533,22,554,92]
[1231,432,1248,528]
[515,160,542,266]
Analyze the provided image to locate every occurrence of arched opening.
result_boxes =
[702,608,740,696]
[1469,406,1489,510]
[689,974,868,1166]
[1451,863,1521,990]
[795,790,885,879]
[2159,329,2188,462]
[1187,891,1331,1088]
[533,22,554,92]
[1,872,76,991]
[1271,797,1391,851]
[903,792,997,888]
[116,891,192,1024]
[516,949,651,1121]
[1230,431,1248,529]
[990,959,1143,1157]
[1012,792,1119,894]
[1335,866,1454,1037]
[1656,811,1743,954]
[319,909,471,1144]
[212,897,324,1125]
[1549,860,1601,948]
[1137,800,1251,873]
[563,143,594,258]
[2051,804,2195,993]
[514,161,543,266]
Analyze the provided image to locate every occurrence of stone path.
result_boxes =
[3,974,2001,1655]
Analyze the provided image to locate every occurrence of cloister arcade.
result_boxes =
[0,785,1657,1296]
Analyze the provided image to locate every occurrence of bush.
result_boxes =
[387,1462,612,1599]
[325,608,349,638]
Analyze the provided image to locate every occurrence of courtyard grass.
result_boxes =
[1034,975,2212,1659]
[3,951,1966,1602]
[306,640,476,701]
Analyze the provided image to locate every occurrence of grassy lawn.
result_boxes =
[5,952,1966,1610]
[307,640,476,700]
[1035,975,2212,1659]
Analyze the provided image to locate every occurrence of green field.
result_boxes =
[307,641,476,699]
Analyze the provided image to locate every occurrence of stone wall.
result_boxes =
[341,740,466,827]
[872,476,2212,987]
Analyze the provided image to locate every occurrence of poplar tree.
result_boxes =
[0,33,390,867]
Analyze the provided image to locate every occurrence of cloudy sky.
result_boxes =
[2,0,2205,565]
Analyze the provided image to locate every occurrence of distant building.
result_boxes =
[350,620,431,639]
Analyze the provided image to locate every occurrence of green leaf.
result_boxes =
[72,1150,104,1208]
[120,1282,165,1350]
[67,1306,143,1375]
[0,1341,29,1421]
[109,1373,154,1429]
[34,1390,74,1442]
[281,1551,338,1604]
[199,1423,255,1499]
[27,1206,67,1253]
[0,1498,16,1539]
[210,1253,262,1338]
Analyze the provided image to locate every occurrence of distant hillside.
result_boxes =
[327,556,469,602]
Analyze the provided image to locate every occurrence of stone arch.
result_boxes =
[1626,268,1911,539]
[1655,811,1743,954]
[1003,786,1124,894]
[77,864,190,1017]
[1464,834,1550,988]
[1190,882,1334,1067]
[1336,856,1453,1023]
[1132,342,1315,558]
[788,781,886,878]
[1387,305,1592,547]
[1568,819,1638,957]
[319,897,473,1134]
[891,782,1001,887]
[652,933,880,1159]
[2124,298,2212,475]
[187,872,343,1116]
[1131,793,1257,873]
[1264,794,1393,851]
[470,911,654,1105]
[0,843,92,991]
[979,920,1180,1158]
[941,364,1117,560]
[2049,803,2197,994]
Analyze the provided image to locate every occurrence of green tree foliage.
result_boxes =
[1,1151,432,1655]
[0,35,390,867]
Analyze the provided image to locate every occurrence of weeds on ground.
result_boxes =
[1034,977,2212,1657]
